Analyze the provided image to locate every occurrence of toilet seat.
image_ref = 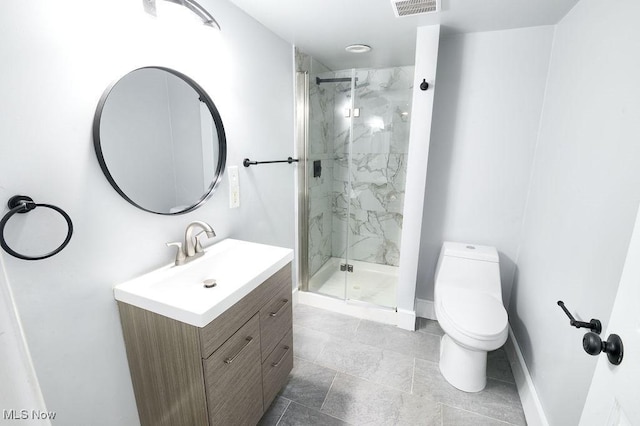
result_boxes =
[437,289,507,342]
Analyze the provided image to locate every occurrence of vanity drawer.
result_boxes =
[259,282,293,361]
[262,329,293,409]
[203,314,263,426]
[199,263,291,358]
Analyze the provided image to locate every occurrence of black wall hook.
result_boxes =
[420,79,429,91]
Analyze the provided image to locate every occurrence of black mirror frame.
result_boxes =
[93,66,227,215]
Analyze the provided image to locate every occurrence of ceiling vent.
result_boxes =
[391,0,440,17]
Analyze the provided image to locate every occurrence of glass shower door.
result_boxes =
[306,66,354,301]
[333,69,357,301]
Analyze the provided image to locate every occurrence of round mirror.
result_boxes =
[93,67,226,215]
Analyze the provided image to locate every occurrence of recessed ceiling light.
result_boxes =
[345,44,372,53]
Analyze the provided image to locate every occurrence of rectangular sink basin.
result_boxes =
[114,239,294,327]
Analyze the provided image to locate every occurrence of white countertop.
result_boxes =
[113,239,294,327]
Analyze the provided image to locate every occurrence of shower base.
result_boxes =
[308,257,398,308]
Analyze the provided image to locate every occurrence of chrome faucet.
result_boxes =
[167,221,216,266]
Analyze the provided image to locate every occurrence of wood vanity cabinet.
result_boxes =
[117,263,293,426]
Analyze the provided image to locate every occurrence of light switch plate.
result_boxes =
[229,166,239,208]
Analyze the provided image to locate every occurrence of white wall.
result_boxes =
[0,0,294,424]
[0,257,49,425]
[510,1,640,424]
[396,25,440,330]
[417,26,555,304]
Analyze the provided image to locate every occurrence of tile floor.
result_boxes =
[259,304,526,426]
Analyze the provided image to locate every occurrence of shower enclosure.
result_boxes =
[297,52,414,310]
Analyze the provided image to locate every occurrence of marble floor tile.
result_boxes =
[315,335,415,392]
[278,401,350,426]
[258,396,291,426]
[292,325,333,363]
[293,304,361,338]
[321,373,441,426]
[416,317,445,337]
[413,358,526,425]
[280,357,337,410]
[442,405,513,426]
[487,348,515,384]
[354,319,440,362]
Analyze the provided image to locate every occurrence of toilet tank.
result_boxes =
[434,242,501,299]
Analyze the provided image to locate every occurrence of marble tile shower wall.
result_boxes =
[332,67,414,267]
[308,76,335,276]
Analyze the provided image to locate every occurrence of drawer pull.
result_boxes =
[269,299,289,317]
[271,345,291,367]
[224,337,253,364]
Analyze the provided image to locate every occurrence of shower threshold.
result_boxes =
[301,257,399,325]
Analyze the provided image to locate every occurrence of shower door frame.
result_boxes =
[296,69,357,299]
[296,71,310,292]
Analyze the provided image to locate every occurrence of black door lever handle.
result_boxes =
[557,301,602,334]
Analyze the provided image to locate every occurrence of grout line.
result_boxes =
[417,329,445,338]
[274,398,292,426]
[310,350,415,395]
[440,403,518,426]
[319,372,338,411]
[301,323,414,364]
[278,399,353,425]
[353,317,362,334]
[339,370,441,405]
[410,357,416,394]
[486,375,517,386]
[301,327,440,395]
[415,319,445,338]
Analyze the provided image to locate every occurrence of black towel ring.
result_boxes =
[0,195,73,261]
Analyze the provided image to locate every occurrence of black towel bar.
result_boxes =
[243,157,299,167]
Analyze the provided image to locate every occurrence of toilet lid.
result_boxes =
[440,290,507,340]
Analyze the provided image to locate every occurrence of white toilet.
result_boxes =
[434,242,508,392]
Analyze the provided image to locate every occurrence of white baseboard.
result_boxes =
[292,287,299,307]
[504,325,549,426]
[396,308,417,331]
[416,298,436,320]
